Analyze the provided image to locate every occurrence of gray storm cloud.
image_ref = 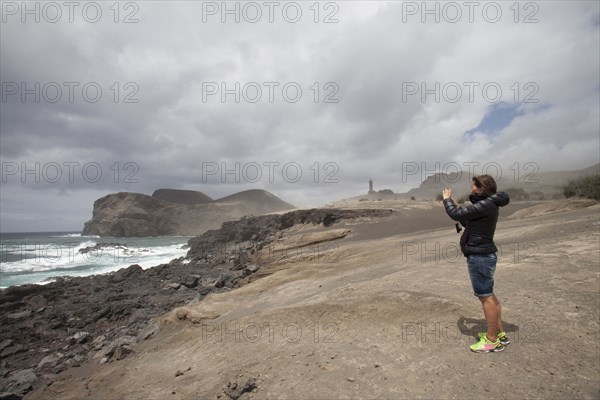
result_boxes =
[1,1,599,231]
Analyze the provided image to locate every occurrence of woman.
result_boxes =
[442,175,510,353]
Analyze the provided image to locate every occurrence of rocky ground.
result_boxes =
[2,200,599,399]
[0,208,394,399]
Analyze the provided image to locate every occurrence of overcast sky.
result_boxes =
[1,1,599,232]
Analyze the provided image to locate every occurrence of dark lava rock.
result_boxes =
[1,369,37,397]
[0,346,24,359]
[187,208,394,262]
[181,275,199,289]
[0,207,394,385]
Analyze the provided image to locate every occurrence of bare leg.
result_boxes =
[493,295,504,333]
[479,295,502,341]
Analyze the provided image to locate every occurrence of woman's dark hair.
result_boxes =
[473,175,497,196]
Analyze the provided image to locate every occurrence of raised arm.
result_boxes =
[443,198,489,221]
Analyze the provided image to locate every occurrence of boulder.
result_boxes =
[246,264,259,273]
[25,295,47,310]
[111,264,143,283]
[93,306,112,321]
[0,346,24,358]
[223,378,258,400]
[36,353,63,371]
[99,336,136,362]
[0,392,24,400]
[163,283,181,290]
[181,275,199,289]
[91,335,106,351]
[6,310,31,319]
[0,340,14,352]
[3,369,37,396]
[69,332,92,345]
[137,322,160,342]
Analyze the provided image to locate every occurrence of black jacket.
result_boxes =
[443,192,510,256]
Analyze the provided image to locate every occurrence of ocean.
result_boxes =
[0,232,191,288]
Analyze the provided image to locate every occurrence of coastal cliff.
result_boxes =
[82,189,296,237]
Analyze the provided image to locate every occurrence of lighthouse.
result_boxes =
[368,179,374,194]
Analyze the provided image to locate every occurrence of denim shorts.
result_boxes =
[466,253,497,297]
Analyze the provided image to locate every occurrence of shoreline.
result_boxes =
[0,236,192,289]
[0,208,396,398]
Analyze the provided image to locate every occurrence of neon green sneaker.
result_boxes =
[470,334,504,353]
[478,331,510,345]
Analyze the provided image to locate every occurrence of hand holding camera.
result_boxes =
[442,188,452,200]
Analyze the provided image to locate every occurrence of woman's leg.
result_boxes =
[479,295,499,341]
[479,295,504,340]
[468,253,503,341]
[492,295,504,333]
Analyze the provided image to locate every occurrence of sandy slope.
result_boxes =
[28,200,600,399]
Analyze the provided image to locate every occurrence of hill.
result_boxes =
[404,163,600,200]
[151,189,213,205]
[342,164,599,203]
[82,189,296,237]
[214,189,296,214]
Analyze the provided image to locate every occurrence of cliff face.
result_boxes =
[83,192,187,237]
[83,190,296,237]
